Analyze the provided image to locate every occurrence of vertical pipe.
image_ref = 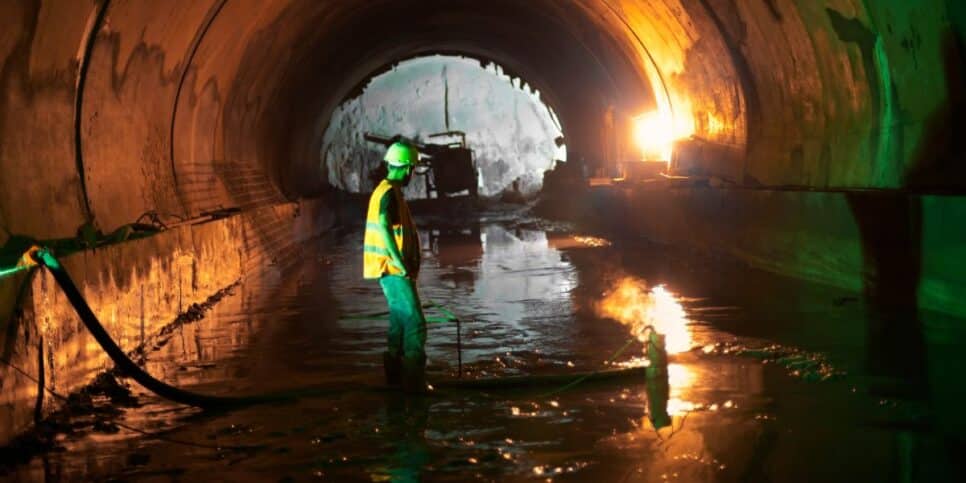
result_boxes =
[73,0,112,223]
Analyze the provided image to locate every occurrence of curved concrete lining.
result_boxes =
[4,0,961,240]
[1,0,964,447]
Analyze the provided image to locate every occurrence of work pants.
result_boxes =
[379,274,427,362]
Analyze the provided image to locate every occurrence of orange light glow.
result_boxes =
[596,277,692,355]
[632,112,673,160]
[632,108,695,162]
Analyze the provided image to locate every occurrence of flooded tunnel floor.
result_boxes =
[9,208,965,481]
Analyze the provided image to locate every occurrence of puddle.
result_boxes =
[3,211,963,482]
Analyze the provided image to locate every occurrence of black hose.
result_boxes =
[33,249,284,409]
[434,366,649,391]
[28,248,655,408]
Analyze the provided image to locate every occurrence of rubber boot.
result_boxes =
[384,351,402,387]
[401,355,427,394]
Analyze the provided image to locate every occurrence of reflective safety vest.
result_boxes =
[363,180,419,279]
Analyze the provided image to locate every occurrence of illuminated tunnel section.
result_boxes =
[2,0,961,240]
[321,54,567,198]
[1,0,965,457]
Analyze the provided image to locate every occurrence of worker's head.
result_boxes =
[384,141,419,185]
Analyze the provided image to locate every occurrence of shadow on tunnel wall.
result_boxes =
[845,26,965,403]
[903,31,966,190]
[845,191,925,390]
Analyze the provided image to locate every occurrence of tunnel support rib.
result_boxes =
[72,0,112,225]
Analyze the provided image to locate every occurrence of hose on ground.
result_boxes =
[31,247,286,409]
[21,246,654,410]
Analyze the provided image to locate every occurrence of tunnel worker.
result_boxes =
[363,141,427,393]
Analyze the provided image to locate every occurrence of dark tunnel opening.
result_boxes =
[1,1,965,480]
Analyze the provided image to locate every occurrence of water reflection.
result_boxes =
[476,225,578,312]
[596,278,701,422]
[368,395,431,482]
[13,216,957,481]
[427,226,482,289]
[428,224,578,341]
[598,278,693,355]
[666,363,699,415]
[645,359,672,430]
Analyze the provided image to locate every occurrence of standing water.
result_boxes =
[5,208,964,482]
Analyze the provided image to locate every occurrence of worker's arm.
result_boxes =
[378,194,408,277]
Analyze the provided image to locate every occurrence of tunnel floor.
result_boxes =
[7,207,964,482]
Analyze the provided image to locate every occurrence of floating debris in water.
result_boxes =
[573,235,611,247]
[702,341,845,382]
[739,345,844,381]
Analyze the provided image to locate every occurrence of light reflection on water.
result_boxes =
[599,278,694,355]
[10,217,941,482]
[473,225,578,331]
[667,363,699,415]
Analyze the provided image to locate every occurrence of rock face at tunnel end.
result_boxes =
[321,56,564,198]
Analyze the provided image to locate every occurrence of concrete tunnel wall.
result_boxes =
[0,0,964,442]
[2,0,963,241]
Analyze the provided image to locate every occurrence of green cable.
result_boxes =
[539,336,638,398]
[339,301,459,325]
[0,264,32,279]
[343,298,645,394]
[425,299,459,322]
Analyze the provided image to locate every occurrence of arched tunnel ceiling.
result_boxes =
[200,1,650,202]
[1,0,963,239]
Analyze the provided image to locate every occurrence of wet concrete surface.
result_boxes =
[3,207,965,482]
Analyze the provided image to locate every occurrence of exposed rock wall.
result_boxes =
[321,56,564,197]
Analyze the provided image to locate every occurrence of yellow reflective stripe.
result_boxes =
[365,221,404,235]
[363,179,413,278]
[363,245,391,257]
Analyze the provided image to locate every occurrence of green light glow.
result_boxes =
[0,265,29,279]
[873,35,898,186]
[36,248,61,270]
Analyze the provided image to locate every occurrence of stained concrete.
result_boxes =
[2,0,963,239]
[581,184,966,320]
[0,199,332,445]
[1,0,964,447]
